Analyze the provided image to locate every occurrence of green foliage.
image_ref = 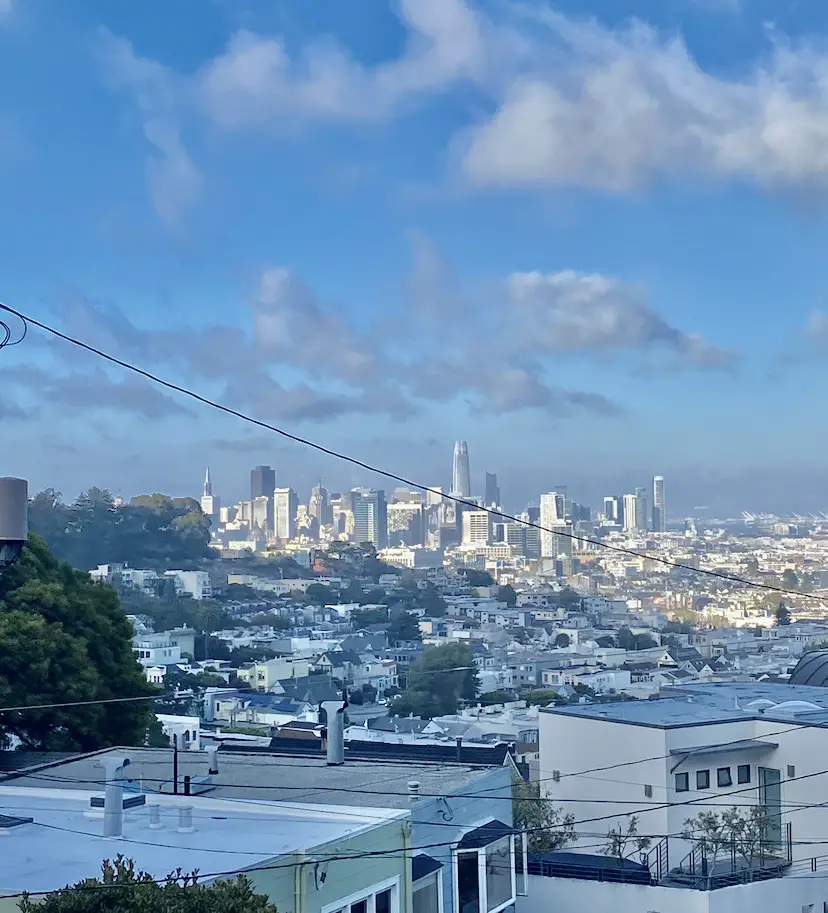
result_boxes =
[479,689,517,706]
[682,806,778,870]
[304,583,333,605]
[0,535,155,750]
[524,690,567,707]
[781,569,799,590]
[116,588,231,635]
[774,602,792,626]
[498,584,517,607]
[552,587,582,610]
[387,611,422,645]
[459,569,495,588]
[28,489,213,571]
[554,633,571,648]
[392,642,479,718]
[602,816,651,862]
[512,777,576,851]
[351,607,389,628]
[616,627,658,651]
[18,855,279,913]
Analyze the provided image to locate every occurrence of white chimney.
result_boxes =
[148,804,163,829]
[205,744,219,775]
[408,780,420,804]
[97,755,131,838]
[321,699,348,766]
[177,806,195,834]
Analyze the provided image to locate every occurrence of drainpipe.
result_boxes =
[294,852,308,913]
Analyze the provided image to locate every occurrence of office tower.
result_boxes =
[540,492,569,558]
[273,488,298,541]
[522,507,541,559]
[603,496,622,523]
[622,494,637,532]
[426,487,445,507]
[500,522,526,552]
[251,495,271,535]
[250,465,276,501]
[309,483,331,526]
[388,502,425,547]
[353,489,388,548]
[653,475,666,532]
[635,487,649,532]
[200,467,220,519]
[484,472,501,508]
[462,510,492,546]
[452,441,471,498]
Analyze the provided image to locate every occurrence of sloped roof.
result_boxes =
[790,651,828,687]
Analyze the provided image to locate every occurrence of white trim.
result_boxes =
[412,870,443,913]
[321,875,400,913]
[453,833,516,913]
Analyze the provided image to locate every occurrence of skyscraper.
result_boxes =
[622,494,638,532]
[653,475,666,532]
[635,487,649,532]
[309,483,331,526]
[452,441,471,498]
[353,489,388,548]
[484,472,501,508]
[273,488,298,541]
[462,510,492,546]
[540,492,569,558]
[603,496,622,524]
[250,465,276,501]
[200,467,220,519]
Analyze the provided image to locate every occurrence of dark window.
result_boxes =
[737,765,751,784]
[458,852,480,913]
[351,902,367,913]
[717,767,732,787]
[696,769,710,790]
[675,773,689,792]
[376,889,392,913]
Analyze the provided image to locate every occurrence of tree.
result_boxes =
[387,611,422,645]
[499,584,517,607]
[554,633,571,648]
[781,569,799,590]
[0,535,155,750]
[480,689,516,706]
[418,586,447,617]
[774,602,792,626]
[682,806,777,874]
[601,816,652,863]
[391,642,479,718]
[512,777,576,851]
[459,569,495,588]
[304,583,333,606]
[19,855,279,913]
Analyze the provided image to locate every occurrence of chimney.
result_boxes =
[408,780,420,804]
[321,699,348,766]
[177,806,195,834]
[205,744,219,775]
[98,755,131,838]
[148,804,163,829]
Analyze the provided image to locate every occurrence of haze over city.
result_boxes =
[3,0,828,514]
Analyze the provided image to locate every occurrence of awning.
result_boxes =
[412,855,443,881]
[457,820,516,850]
[669,739,778,758]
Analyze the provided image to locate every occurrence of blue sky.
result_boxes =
[3,0,828,516]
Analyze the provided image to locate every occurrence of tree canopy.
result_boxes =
[392,642,479,718]
[19,856,279,913]
[0,535,154,750]
[28,488,213,570]
[774,602,792,626]
[459,569,495,588]
[512,777,575,851]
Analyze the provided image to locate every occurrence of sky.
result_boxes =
[3,0,828,517]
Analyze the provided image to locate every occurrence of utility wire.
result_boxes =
[0,300,822,602]
[0,694,167,713]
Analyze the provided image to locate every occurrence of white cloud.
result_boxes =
[461,10,828,191]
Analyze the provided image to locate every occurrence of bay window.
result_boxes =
[454,821,516,913]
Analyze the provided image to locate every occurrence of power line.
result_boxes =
[0,300,821,602]
[0,694,166,713]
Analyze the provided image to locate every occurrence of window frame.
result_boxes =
[717,766,733,788]
[412,870,443,913]
[675,772,689,793]
[321,876,400,913]
[453,832,516,913]
[696,769,710,790]
[737,764,751,785]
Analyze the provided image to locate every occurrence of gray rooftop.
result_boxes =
[3,748,499,807]
[540,682,828,729]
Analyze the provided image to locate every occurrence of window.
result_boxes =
[322,879,399,913]
[457,851,480,913]
[644,784,653,798]
[675,773,689,793]
[455,826,516,913]
[788,765,796,778]
[697,769,710,790]
[737,764,751,784]
[413,875,440,913]
[485,837,513,912]
[717,767,732,787]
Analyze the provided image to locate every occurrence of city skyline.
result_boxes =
[4,1,828,516]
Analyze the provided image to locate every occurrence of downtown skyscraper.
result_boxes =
[452,441,471,498]
[652,475,666,532]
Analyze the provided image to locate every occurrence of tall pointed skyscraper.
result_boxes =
[200,467,220,519]
[451,441,471,498]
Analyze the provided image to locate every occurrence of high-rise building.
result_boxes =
[388,502,425,547]
[522,507,541,559]
[635,487,649,532]
[484,472,501,508]
[353,489,388,548]
[309,483,331,527]
[653,475,666,532]
[250,465,276,501]
[462,510,492,546]
[452,441,471,498]
[540,492,568,558]
[200,467,220,519]
[251,495,271,535]
[273,488,298,541]
[603,496,622,524]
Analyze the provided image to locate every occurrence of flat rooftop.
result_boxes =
[540,682,828,729]
[3,748,505,807]
[0,785,406,897]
